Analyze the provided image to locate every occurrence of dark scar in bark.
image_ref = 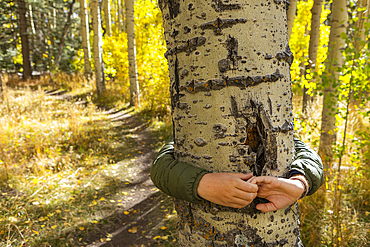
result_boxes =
[275,43,294,66]
[158,0,180,19]
[229,98,278,176]
[180,69,284,94]
[165,36,206,57]
[211,0,242,12]
[217,35,241,73]
[200,17,248,35]
[171,55,185,143]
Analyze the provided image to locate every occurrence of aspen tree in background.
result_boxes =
[302,0,323,113]
[16,0,32,80]
[0,61,3,100]
[126,0,140,106]
[92,0,106,97]
[319,0,347,162]
[80,0,93,77]
[103,0,112,36]
[54,0,76,68]
[160,0,299,245]
[353,0,369,52]
[287,0,298,40]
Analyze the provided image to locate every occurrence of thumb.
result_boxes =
[256,202,278,213]
[229,173,254,181]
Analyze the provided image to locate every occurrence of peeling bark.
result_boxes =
[160,0,299,245]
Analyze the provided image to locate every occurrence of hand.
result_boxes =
[197,173,258,209]
[249,176,305,213]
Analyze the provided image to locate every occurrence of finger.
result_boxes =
[231,190,258,202]
[235,180,259,193]
[229,173,254,181]
[256,202,278,213]
[249,176,274,185]
[225,196,255,208]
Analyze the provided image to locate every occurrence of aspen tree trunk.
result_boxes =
[353,0,369,52]
[302,0,323,113]
[287,0,298,40]
[126,0,140,106]
[118,0,122,31]
[121,0,126,32]
[319,0,347,163]
[17,0,32,80]
[28,4,35,68]
[54,0,76,68]
[104,0,112,36]
[160,0,300,245]
[80,0,93,77]
[92,0,106,96]
[0,61,3,100]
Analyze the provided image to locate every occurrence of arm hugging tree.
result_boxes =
[159,0,305,245]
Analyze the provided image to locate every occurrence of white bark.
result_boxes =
[92,0,106,96]
[354,0,369,51]
[319,0,348,162]
[302,0,323,113]
[80,0,93,77]
[160,0,298,245]
[126,0,140,106]
[118,0,122,31]
[287,0,298,40]
[0,61,3,100]
[104,0,112,36]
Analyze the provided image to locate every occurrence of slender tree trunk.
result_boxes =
[126,0,140,106]
[302,0,323,113]
[160,0,299,245]
[80,0,93,77]
[92,0,106,96]
[17,0,32,80]
[319,0,348,163]
[353,0,369,52]
[287,0,298,41]
[117,0,122,31]
[121,0,126,32]
[54,0,76,68]
[0,61,3,100]
[104,0,112,36]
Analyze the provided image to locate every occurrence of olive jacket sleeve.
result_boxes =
[150,136,323,203]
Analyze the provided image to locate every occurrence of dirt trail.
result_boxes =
[83,110,174,247]
[45,90,175,247]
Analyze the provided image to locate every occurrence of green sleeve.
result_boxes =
[291,137,324,195]
[150,136,209,203]
[150,136,324,203]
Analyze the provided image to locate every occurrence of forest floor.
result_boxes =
[0,86,178,247]
[48,90,179,247]
[78,107,178,247]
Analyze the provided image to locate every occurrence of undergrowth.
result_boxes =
[0,74,171,246]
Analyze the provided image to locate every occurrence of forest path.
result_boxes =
[83,109,175,247]
[44,89,176,247]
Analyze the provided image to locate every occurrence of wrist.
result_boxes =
[289,174,309,199]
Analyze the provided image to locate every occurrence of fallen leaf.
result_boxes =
[161,226,167,230]
[124,211,129,215]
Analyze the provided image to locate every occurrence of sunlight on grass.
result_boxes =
[0,77,146,246]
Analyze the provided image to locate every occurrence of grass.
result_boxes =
[0,74,172,246]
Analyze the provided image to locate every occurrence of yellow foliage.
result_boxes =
[102,0,170,113]
[289,1,330,95]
